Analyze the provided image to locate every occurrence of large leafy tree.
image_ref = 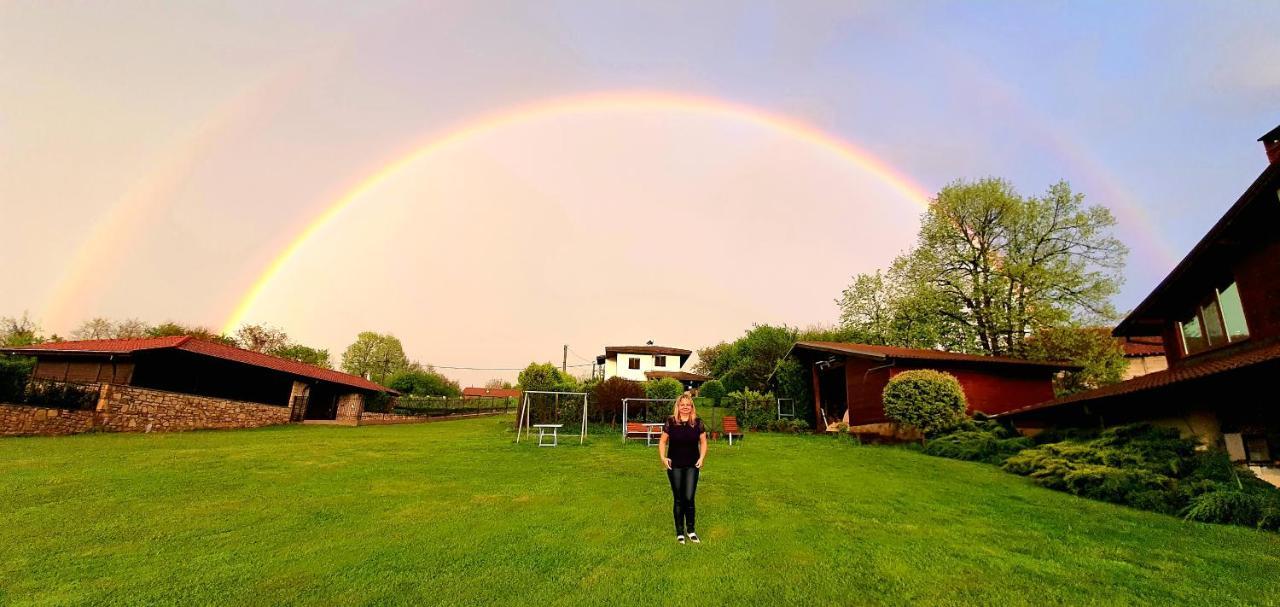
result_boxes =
[271,344,333,369]
[1023,326,1128,396]
[71,318,115,340]
[840,178,1126,356]
[1,313,44,347]
[234,323,290,353]
[516,362,579,393]
[388,366,461,397]
[145,321,237,346]
[341,332,410,383]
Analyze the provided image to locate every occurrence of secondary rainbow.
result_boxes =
[222,90,936,333]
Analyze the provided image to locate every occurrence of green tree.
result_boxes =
[145,321,236,345]
[234,323,290,353]
[644,377,684,401]
[698,379,726,405]
[1,313,44,347]
[882,370,968,441]
[1024,326,1127,396]
[841,178,1127,356]
[270,344,333,369]
[484,378,514,390]
[516,362,579,393]
[72,317,115,340]
[388,366,461,397]
[341,332,410,383]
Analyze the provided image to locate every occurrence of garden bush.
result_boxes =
[723,389,774,430]
[766,418,810,434]
[923,419,1033,465]
[698,379,726,405]
[882,370,967,438]
[591,376,645,424]
[643,378,684,402]
[998,424,1280,531]
[0,356,35,403]
[21,380,99,410]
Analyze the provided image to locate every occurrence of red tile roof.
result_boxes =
[1,336,392,393]
[644,370,711,382]
[462,387,522,399]
[1118,337,1165,357]
[794,341,1080,370]
[999,340,1280,418]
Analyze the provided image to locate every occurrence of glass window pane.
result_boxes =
[1181,315,1207,355]
[1200,298,1227,347]
[1218,282,1250,341]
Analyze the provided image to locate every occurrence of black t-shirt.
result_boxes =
[663,416,705,468]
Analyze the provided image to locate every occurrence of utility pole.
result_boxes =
[562,345,568,373]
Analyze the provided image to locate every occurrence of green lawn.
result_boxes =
[2,417,1278,606]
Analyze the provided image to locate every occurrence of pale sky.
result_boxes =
[2,1,1278,385]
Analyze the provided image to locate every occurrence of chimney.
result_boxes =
[1261,125,1280,164]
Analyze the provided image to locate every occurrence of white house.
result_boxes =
[596,343,711,390]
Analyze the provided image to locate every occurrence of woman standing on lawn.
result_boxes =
[658,391,707,545]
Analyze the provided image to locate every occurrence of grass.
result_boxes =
[1,417,1278,606]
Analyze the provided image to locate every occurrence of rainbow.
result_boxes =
[221,90,936,333]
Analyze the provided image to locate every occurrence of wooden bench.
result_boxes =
[723,416,743,446]
[625,422,662,446]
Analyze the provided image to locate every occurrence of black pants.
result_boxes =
[666,466,699,536]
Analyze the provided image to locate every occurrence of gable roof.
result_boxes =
[1115,162,1280,336]
[998,339,1280,418]
[603,345,692,357]
[794,341,1080,370]
[1118,336,1165,358]
[1,336,393,393]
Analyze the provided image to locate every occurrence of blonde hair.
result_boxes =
[671,391,698,425]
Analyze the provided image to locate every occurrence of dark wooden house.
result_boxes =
[793,342,1077,432]
[1001,126,1280,468]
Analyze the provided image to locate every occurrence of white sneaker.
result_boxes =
[676,535,686,545]
[687,533,701,544]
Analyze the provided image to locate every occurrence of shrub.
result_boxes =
[882,370,967,438]
[387,368,461,397]
[723,389,774,430]
[1183,490,1265,527]
[644,378,685,402]
[923,421,1033,465]
[591,377,645,424]
[999,423,1280,530]
[0,355,35,402]
[699,379,726,404]
[22,380,98,410]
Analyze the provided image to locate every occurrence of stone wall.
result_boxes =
[335,392,364,425]
[0,404,97,436]
[0,383,290,437]
[96,384,290,433]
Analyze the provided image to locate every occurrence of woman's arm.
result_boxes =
[658,431,672,469]
[696,429,708,468]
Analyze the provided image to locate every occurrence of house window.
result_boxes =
[1218,282,1249,341]
[1179,280,1249,356]
[654,355,667,367]
[628,357,640,370]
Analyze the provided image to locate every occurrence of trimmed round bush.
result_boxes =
[699,379,726,404]
[644,377,685,401]
[882,370,968,437]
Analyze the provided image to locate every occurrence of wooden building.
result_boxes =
[2,336,394,422]
[792,342,1077,433]
[1000,126,1280,472]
